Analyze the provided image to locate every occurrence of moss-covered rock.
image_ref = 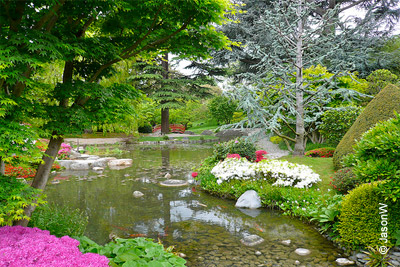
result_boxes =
[333,84,400,169]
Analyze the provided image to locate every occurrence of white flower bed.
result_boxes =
[211,158,320,188]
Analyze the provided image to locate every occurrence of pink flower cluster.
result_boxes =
[0,226,109,267]
[58,143,72,160]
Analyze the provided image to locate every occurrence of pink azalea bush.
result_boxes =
[226,153,241,159]
[0,226,109,267]
[255,150,268,162]
[58,143,72,160]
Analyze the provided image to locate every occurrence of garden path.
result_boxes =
[246,129,290,159]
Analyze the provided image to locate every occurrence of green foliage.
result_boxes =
[367,69,398,95]
[333,84,400,169]
[350,113,400,201]
[28,203,88,238]
[363,247,392,267]
[270,136,283,144]
[170,100,208,128]
[304,147,335,158]
[318,106,363,146]
[138,124,153,134]
[207,96,238,125]
[338,182,400,249]
[77,236,186,267]
[213,138,256,161]
[329,167,360,194]
[0,175,46,226]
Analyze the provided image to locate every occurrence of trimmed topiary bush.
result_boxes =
[329,167,360,194]
[337,182,400,250]
[333,84,400,169]
[305,147,335,158]
[138,124,153,133]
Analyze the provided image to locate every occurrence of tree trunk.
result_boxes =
[293,1,306,157]
[161,108,170,134]
[161,53,170,135]
[14,134,64,226]
[0,157,5,176]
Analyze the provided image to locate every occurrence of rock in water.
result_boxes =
[133,191,144,198]
[240,235,265,246]
[336,258,355,266]
[294,248,311,256]
[235,190,262,209]
[164,173,172,179]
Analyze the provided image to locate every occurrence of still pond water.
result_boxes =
[45,144,345,267]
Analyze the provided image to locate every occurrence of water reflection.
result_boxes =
[45,145,344,266]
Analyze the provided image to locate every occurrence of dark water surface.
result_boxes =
[45,145,344,266]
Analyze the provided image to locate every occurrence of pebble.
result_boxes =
[281,240,291,246]
[132,191,144,198]
[295,248,311,256]
[255,251,262,256]
[336,258,355,266]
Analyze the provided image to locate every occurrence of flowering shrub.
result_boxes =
[305,147,335,158]
[0,226,109,266]
[226,153,241,159]
[211,158,320,188]
[329,167,360,194]
[58,143,72,160]
[4,164,36,179]
[213,138,257,161]
[191,172,198,178]
[255,150,268,162]
[211,158,256,184]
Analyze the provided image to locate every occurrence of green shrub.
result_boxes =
[333,84,400,169]
[138,124,153,133]
[318,106,362,146]
[0,175,46,226]
[208,95,238,125]
[77,236,186,266]
[28,203,88,238]
[162,135,169,141]
[329,167,360,194]
[305,147,335,158]
[337,182,400,249]
[213,137,257,161]
[351,113,400,201]
[270,136,283,144]
[367,69,398,95]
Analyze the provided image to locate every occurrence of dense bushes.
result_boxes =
[337,182,400,249]
[329,167,360,194]
[333,84,400,169]
[349,113,400,201]
[138,124,153,133]
[318,106,362,146]
[213,138,257,162]
[208,96,238,125]
[0,175,46,226]
[28,203,88,238]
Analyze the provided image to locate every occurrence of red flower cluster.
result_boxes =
[191,172,198,178]
[304,147,335,158]
[5,164,36,179]
[255,150,268,162]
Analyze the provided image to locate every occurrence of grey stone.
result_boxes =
[336,258,355,266]
[160,179,188,187]
[201,130,214,135]
[235,190,262,209]
[240,235,264,246]
[164,173,172,179]
[133,191,144,198]
[294,248,311,256]
[93,167,104,171]
[215,129,248,137]
[70,161,94,170]
[184,130,196,135]
[108,159,133,167]
[237,208,261,218]
[255,251,262,256]
[389,260,400,266]
[281,240,291,246]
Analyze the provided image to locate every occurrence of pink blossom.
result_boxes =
[255,150,268,162]
[191,172,198,178]
[226,153,241,159]
[0,226,109,267]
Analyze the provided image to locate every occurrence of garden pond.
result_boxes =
[45,144,347,267]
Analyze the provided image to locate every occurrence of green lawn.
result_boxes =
[280,156,335,192]
[187,120,220,134]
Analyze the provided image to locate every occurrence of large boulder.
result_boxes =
[333,84,400,169]
[215,129,248,138]
[108,159,133,167]
[235,190,262,209]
